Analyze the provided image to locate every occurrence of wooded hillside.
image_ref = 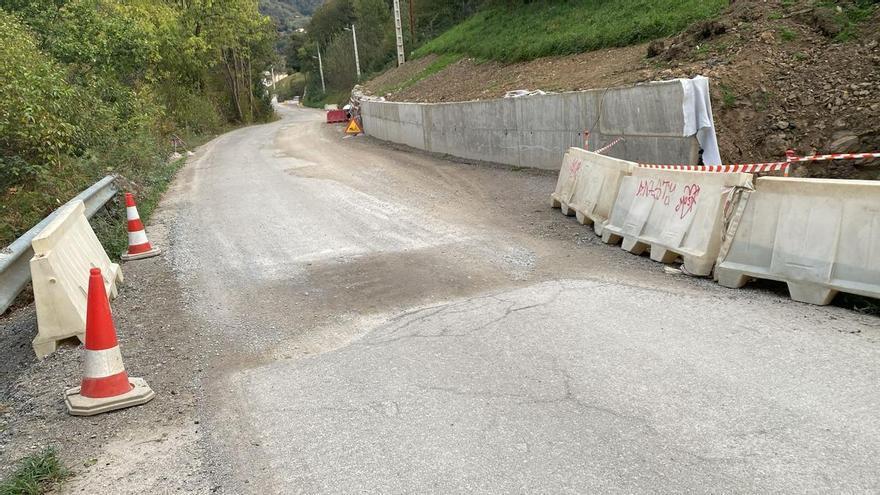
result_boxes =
[0,0,277,247]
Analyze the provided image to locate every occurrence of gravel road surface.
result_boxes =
[154,104,879,493]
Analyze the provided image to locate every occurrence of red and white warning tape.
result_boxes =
[785,150,880,163]
[631,149,880,177]
[595,137,624,155]
[637,162,790,174]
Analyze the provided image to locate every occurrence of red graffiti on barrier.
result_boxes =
[635,179,677,206]
[568,158,582,177]
[675,184,701,219]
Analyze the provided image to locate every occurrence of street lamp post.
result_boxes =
[344,25,362,80]
[392,0,405,65]
[316,43,326,93]
[352,25,361,80]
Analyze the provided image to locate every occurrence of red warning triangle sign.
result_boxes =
[345,119,362,135]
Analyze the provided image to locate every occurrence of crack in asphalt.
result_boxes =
[360,283,587,346]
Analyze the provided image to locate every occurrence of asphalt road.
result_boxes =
[159,104,880,493]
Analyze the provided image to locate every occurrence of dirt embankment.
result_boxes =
[363,0,880,178]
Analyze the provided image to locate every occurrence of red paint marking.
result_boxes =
[675,184,701,219]
[636,179,677,206]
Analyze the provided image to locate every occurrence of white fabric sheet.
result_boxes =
[680,76,722,166]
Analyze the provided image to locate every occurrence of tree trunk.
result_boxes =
[246,53,254,120]
[222,49,243,121]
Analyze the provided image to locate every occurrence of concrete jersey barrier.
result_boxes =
[716,177,880,305]
[569,151,635,236]
[551,148,635,236]
[550,148,585,216]
[602,168,753,276]
[30,200,123,358]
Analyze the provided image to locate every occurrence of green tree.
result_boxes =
[285,30,308,72]
[353,0,394,73]
[308,0,354,45]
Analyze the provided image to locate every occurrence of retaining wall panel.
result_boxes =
[603,137,698,167]
[600,80,686,137]
[518,131,574,170]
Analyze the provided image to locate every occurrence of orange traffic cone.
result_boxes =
[121,192,160,261]
[65,268,154,416]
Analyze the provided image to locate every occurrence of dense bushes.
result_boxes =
[0,13,85,187]
[0,0,277,246]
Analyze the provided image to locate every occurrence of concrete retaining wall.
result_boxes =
[361,80,700,170]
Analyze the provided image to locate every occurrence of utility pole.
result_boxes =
[270,66,276,91]
[346,25,362,80]
[408,0,416,45]
[316,43,326,93]
[392,0,405,66]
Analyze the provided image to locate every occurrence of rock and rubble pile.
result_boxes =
[647,0,880,178]
[363,0,879,178]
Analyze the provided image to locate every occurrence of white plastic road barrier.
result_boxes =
[567,150,635,236]
[550,148,586,216]
[602,168,753,276]
[30,200,123,358]
[0,175,117,314]
[716,177,880,305]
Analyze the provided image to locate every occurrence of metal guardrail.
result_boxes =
[0,175,118,314]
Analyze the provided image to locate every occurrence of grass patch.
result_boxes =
[695,40,729,57]
[0,448,71,495]
[778,27,798,41]
[720,84,737,108]
[818,0,879,42]
[414,0,729,63]
[377,53,462,95]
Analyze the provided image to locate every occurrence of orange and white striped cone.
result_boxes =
[65,268,154,416]
[121,192,160,261]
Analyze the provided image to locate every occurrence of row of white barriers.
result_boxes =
[551,147,880,305]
